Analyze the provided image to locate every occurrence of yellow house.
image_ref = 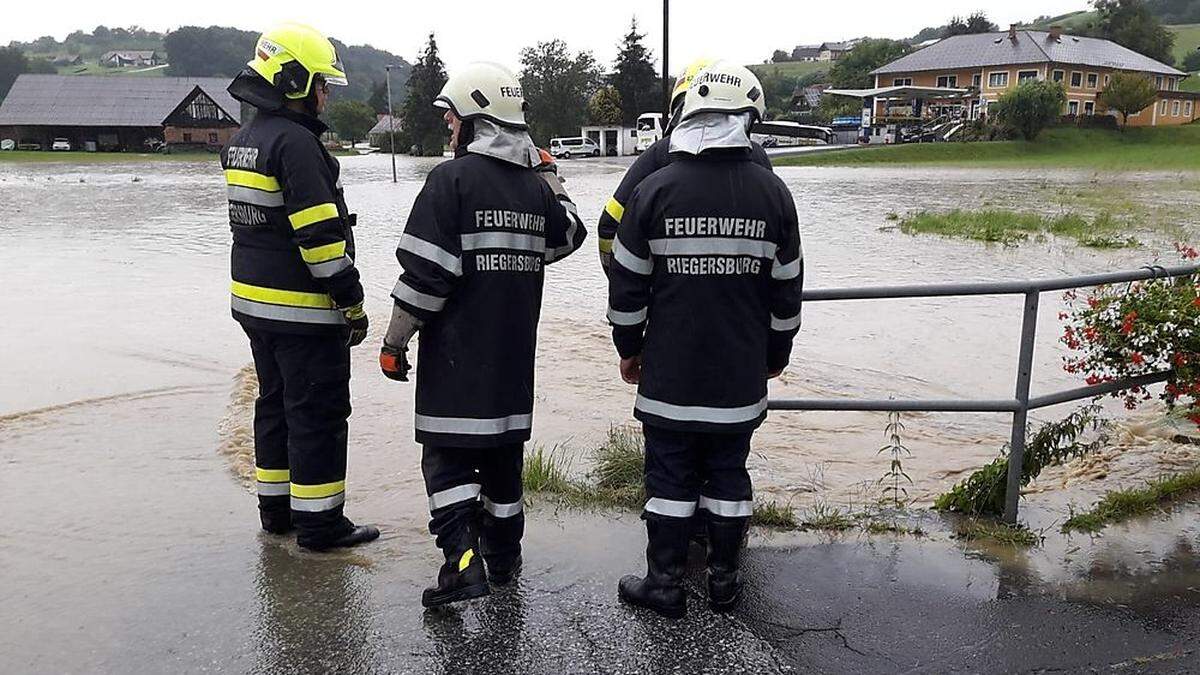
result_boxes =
[870,26,1198,127]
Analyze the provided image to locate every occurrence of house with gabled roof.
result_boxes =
[870,26,1198,126]
[0,74,241,151]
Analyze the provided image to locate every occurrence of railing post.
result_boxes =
[1004,291,1040,524]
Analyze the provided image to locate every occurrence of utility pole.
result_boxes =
[662,0,670,118]
[385,64,398,184]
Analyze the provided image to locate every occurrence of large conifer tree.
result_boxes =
[401,33,448,156]
[610,18,660,125]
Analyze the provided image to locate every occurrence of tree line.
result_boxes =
[361,20,667,156]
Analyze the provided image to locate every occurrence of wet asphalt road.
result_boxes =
[4,386,1200,674]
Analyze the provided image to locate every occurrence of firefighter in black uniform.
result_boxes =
[379,62,587,608]
[596,58,774,272]
[608,62,804,618]
[222,23,378,551]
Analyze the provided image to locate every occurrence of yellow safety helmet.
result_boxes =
[670,58,714,111]
[248,22,347,99]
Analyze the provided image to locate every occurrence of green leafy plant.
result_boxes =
[934,405,1108,516]
[878,411,912,508]
[991,79,1067,141]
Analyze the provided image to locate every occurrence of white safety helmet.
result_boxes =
[678,61,766,123]
[433,62,528,129]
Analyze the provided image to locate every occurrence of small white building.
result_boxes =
[581,124,638,156]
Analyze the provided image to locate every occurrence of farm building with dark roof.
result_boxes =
[0,75,242,151]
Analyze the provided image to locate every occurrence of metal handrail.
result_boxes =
[769,262,1200,523]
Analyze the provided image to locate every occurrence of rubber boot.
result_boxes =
[617,517,690,619]
[423,546,490,608]
[259,505,293,535]
[298,519,380,552]
[706,516,749,612]
[480,510,524,586]
[687,512,708,550]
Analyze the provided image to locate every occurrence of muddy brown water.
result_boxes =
[3,155,1200,671]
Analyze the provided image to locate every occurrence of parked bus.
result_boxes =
[635,112,663,153]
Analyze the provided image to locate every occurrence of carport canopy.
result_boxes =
[824,85,973,100]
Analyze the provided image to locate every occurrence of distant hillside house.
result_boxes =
[51,54,84,67]
[0,75,240,151]
[793,83,830,111]
[791,45,822,62]
[100,50,162,68]
[819,42,855,62]
[870,26,1197,126]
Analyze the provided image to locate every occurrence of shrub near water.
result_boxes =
[899,209,1137,248]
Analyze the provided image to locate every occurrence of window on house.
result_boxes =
[1084,101,1095,115]
[208,132,218,144]
[936,75,958,88]
[1173,100,1182,116]
[1187,101,1194,117]
[988,72,1009,88]
[1086,73,1099,88]
[1170,78,1179,91]
[1104,74,1110,87]
[183,132,193,143]
[1070,72,1083,87]
[1017,70,1039,83]
[1160,99,1169,115]
[1052,70,1065,83]
[893,77,912,86]
[1156,75,1164,89]
[1068,101,1079,115]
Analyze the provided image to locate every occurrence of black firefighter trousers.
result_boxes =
[422,444,524,567]
[245,327,355,547]
[641,424,755,528]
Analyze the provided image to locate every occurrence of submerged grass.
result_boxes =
[801,503,858,532]
[522,427,809,531]
[899,209,1138,248]
[1062,469,1200,533]
[953,519,1043,547]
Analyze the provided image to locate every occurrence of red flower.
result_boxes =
[1175,353,1189,367]
[1086,375,1101,385]
[1120,311,1138,335]
[1192,296,1200,308]
[1087,297,1100,309]
[1131,352,1145,365]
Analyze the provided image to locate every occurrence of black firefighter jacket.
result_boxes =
[607,148,803,434]
[222,76,363,336]
[392,153,587,448]
[596,137,773,263]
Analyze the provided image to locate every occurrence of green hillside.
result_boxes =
[1169,23,1200,62]
[748,61,829,80]
[1023,10,1098,31]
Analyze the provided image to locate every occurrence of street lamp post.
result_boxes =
[662,0,670,118]
[385,64,398,184]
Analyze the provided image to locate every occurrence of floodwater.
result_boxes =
[4,154,1200,671]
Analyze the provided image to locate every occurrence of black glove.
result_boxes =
[343,303,369,347]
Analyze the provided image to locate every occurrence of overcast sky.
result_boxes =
[5,0,1088,70]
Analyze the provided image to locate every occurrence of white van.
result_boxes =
[549,136,599,159]
[635,112,663,153]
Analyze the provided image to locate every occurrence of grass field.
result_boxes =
[1169,23,1200,65]
[777,126,1200,171]
[748,61,829,81]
